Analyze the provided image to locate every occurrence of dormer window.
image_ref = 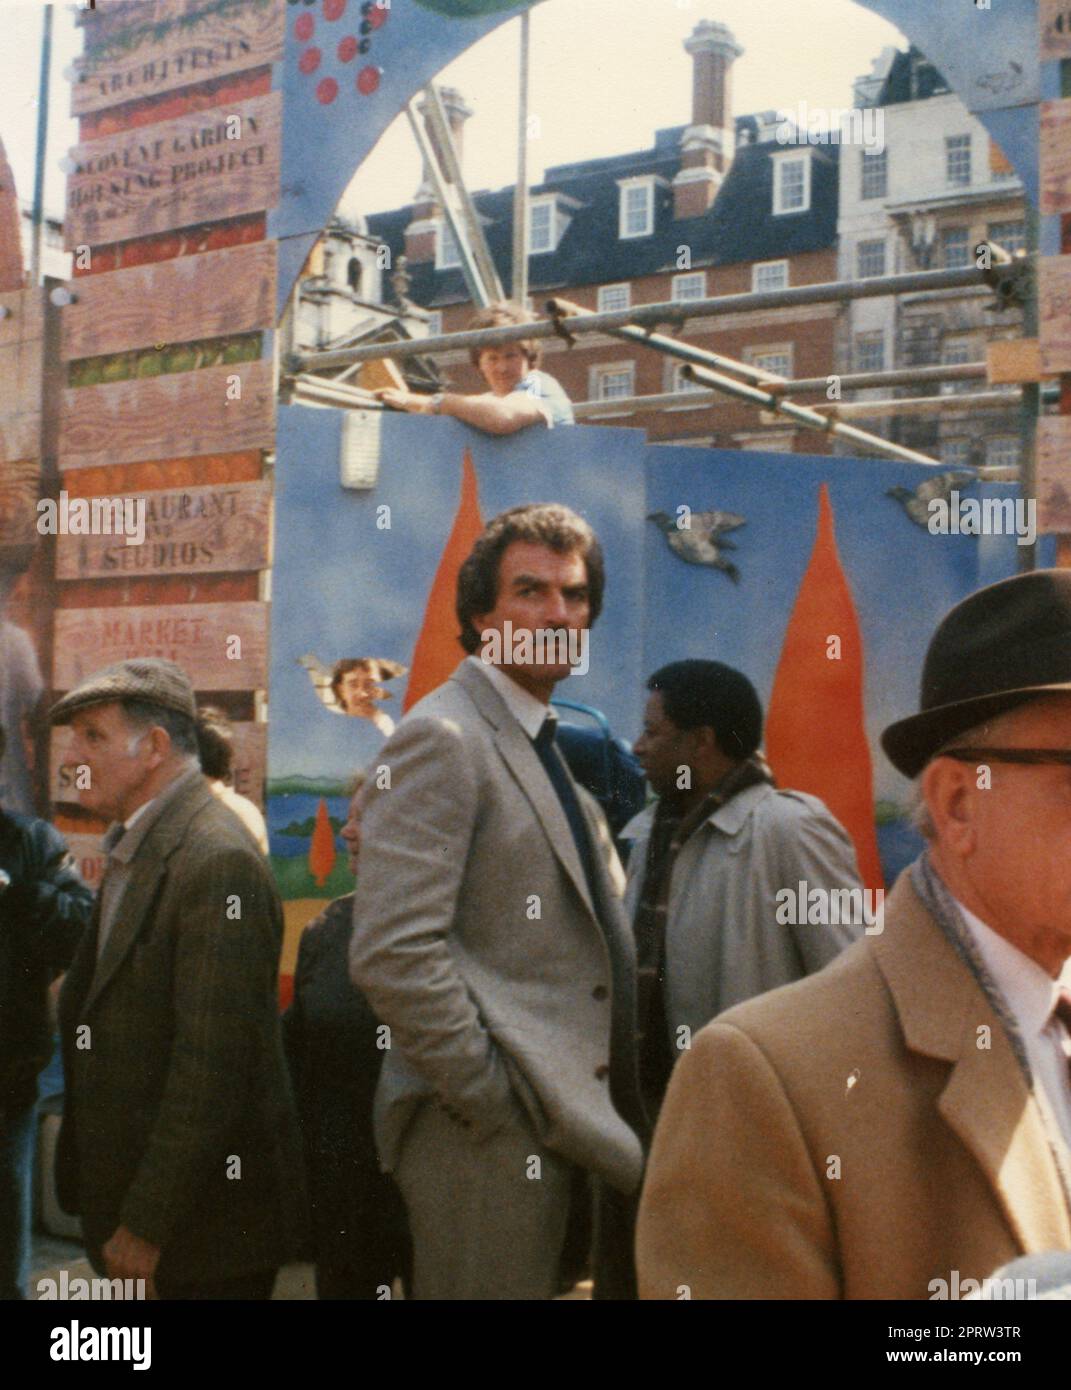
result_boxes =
[436,220,461,270]
[618,177,656,239]
[772,150,811,215]
[529,199,555,254]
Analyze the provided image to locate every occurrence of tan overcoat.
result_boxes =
[637,872,1071,1299]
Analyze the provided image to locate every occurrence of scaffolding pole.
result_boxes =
[405,98,500,308]
[573,386,1018,421]
[676,363,943,464]
[510,10,530,306]
[545,294,942,465]
[291,266,992,373]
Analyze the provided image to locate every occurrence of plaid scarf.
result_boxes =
[634,753,775,1111]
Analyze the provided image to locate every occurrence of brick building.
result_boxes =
[366,21,842,453]
[836,45,1027,469]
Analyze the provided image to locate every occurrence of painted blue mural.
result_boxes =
[268,409,1051,905]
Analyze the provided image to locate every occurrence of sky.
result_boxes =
[0,0,905,222]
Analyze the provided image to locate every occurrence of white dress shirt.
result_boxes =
[958,899,1071,1153]
[465,654,549,741]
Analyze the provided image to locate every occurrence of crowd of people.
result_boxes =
[4,493,1071,1302]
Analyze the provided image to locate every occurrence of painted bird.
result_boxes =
[647,509,746,584]
[885,470,975,528]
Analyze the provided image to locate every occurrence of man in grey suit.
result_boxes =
[350,502,646,1300]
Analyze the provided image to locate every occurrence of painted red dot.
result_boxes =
[357,64,381,95]
[294,13,314,39]
[368,4,387,28]
[317,76,339,104]
[323,0,346,18]
[299,46,322,74]
[338,34,358,62]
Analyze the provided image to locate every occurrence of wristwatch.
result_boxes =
[428,392,445,415]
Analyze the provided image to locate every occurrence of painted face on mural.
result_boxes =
[337,666,385,717]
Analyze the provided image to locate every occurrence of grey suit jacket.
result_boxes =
[350,661,646,1194]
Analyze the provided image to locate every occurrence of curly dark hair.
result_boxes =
[455,503,605,655]
[467,300,542,370]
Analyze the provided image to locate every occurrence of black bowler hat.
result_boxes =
[881,569,1071,779]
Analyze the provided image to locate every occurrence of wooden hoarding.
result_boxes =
[53,601,269,690]
[54,479,271,579]
[71,0,285,117]
[1042,0,1071,58]
[1040,257,1071,376]
[0,289,44,465]
[61,241,276,361]
[65,90,281,250]
[52,719,267,807]
[0,460,39,553]
[59,359,275,470]
[1040,99,1071,215]
[1038,417,1071,535]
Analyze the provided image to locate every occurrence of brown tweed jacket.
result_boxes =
[57,772,306,1286]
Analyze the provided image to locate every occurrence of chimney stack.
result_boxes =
[674,20,744,219]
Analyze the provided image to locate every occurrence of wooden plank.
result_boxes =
[986,338,1044,384]
[0,290,44,465]
[0,288,43,351]
[1042,0,1071,58]
[1038,417,1071,534]
[65,91,281,250]
[0,461,39,549]
[54,479,271,579]
[1040,256,1071,375]
[51,719,266,807]
[59,359,275,470]
[53,600,269,690]
[1040,99,1071,216]
[71,0,285,117]
[61,241,276,361]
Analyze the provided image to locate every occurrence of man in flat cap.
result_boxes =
[637,570,1071,1299]
[52,660,304,1299]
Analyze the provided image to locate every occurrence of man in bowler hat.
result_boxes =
[637,570,1071,1298]
[52,659,304,1299]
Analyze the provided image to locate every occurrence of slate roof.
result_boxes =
[366,114,840,311]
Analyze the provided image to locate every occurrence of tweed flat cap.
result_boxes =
[50,658,197,726]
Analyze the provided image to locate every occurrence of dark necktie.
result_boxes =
[1053,992,1071,1080]
[532,716,601,909]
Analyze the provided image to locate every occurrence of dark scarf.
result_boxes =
[634,753,775,1111]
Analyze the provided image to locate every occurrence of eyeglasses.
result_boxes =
[938,747,1071,767]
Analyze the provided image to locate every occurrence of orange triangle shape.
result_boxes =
[765,485,884,889]
[403,449,485,711]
